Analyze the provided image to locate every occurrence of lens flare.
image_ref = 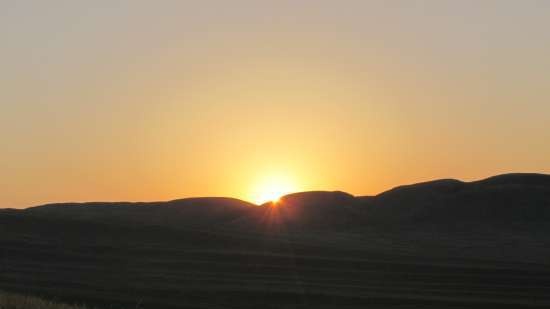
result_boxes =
[250,174,297,205]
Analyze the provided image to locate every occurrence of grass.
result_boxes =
[0,291,99,309]
[2,214,550,308]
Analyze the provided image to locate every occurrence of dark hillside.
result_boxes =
[363,173,550,225]
[3,174,550,308]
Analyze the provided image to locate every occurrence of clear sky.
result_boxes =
[2,1,550,208]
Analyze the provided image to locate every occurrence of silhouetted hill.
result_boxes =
[474,173,550,186]
[363,173,550,225]
[258,191,359,228]
[24,197,260,228]
[3,173,550,309]
[276,191,356,207]
[12,173,550,229]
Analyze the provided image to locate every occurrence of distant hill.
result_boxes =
[23,197,260,228]
[363,173,550,225]
[13,173,550,229]
[3,173,550,309]
[258,191,358,228]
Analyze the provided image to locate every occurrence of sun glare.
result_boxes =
[251,175,297,205]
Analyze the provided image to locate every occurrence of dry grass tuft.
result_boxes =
[0,291,96,309]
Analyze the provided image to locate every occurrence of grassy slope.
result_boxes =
[2,175,550,308]
[2,213,550,309]
[0,291,101,309]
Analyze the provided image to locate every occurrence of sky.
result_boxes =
[2,0,550,208]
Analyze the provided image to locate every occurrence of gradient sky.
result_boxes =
[2,1,550,208]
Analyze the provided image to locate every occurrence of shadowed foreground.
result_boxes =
[0,291,104,309]
[1,174,550,308]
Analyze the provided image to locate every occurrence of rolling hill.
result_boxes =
[18,173,550,229]
[2,173,550,308]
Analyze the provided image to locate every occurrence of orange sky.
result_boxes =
[1,1,550,208]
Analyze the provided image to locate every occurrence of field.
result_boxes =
[2,175,550,308]
[2,213,550,309]
[0,290,100,309]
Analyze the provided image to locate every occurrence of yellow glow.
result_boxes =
[250,174,297,205]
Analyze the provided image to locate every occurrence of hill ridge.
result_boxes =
[5,173,549,228]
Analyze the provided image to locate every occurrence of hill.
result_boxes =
[2,173,550,308]
[19,173,550,229]
[362,173,550,225]
[23,197,260,229]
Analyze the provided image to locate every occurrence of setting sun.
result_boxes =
[2,2,550,309]
[250,174,297,205]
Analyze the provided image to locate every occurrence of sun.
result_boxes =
[250,175,297,205]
